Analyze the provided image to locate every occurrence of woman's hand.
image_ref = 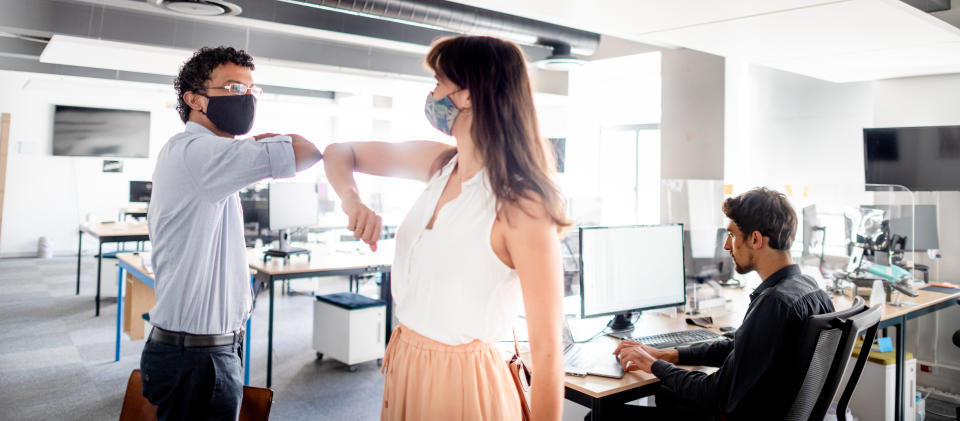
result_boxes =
[343,197,382,251]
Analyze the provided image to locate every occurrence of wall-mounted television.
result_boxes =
[52,105,150,158]
[863,125,960,191]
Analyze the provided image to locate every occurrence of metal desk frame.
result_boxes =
[76,227,150,316]
[253,264,392,388]
[879,297,959,421]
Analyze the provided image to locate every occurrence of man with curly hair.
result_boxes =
[140,46,322,420]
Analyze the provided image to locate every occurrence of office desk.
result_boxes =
[563,287,748,420]
[113,252,254,386]
[564,285,960,421]
[77,222,150,316]
[118,207,148,221]
[247,241,394,388]
[836,287,960,421]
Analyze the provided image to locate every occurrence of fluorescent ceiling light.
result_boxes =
[39,35,432,95]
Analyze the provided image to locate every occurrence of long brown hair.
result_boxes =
[426,36,571,230]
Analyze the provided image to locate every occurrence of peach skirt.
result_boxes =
[380,325,522,421]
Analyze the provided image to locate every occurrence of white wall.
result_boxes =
[661,48,725,180]
[724,60,874,190]
[0,69,347,257]
[0,71,177,257]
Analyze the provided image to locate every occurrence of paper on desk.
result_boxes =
[141,255,153,274]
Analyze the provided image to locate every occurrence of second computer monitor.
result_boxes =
[268,182,319,231]
[129,181,152,203]
[579,224,686,331]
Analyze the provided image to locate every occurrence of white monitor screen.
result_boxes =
[580,224,686,317]
[268,182,319,231]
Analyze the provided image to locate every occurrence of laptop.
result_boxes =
[562,318,624,379]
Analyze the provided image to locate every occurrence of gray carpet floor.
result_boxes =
[0,255,385,421]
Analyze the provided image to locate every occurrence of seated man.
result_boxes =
[614,187,835,420]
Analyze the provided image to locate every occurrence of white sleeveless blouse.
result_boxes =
[392,156,523,346]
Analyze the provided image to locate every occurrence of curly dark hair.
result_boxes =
[174,46,255,123]
[722,187,797,251]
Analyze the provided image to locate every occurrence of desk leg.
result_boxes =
[381,271,392,344]
[115,265,125,362]
[245,316,251,386]
[95,242,103,316]
[267,277,274,388]
[590,398,605,421]
[76,230,82,295]
[894,316,905,421]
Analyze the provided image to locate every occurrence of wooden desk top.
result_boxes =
[247,240,395,276]
[80,222,149,238]
[117,252,154,279]
[834,286,960,321]
[561,283,960,399]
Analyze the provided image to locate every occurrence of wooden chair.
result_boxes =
[119,369,274,421]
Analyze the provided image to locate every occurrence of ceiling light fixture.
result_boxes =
[150,0,242,17]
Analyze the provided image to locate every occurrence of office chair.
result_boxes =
[119,369,275,421]
[783,296,882,421]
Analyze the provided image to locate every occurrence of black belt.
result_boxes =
[149,326,243,348]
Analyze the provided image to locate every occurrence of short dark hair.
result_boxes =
[174,46,254,123]
[722,187,797,251]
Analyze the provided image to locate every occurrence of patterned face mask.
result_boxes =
[424,91,460,135]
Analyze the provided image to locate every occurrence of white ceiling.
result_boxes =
[454,0,960,82]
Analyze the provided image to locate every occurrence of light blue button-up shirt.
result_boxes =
[148,122,295,334]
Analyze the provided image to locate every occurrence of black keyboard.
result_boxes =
[627,329,721,349]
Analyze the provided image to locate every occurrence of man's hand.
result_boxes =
[614,340,680,373]
[253,133,280,141]
[342,198,381,252]
[617,343,658,373]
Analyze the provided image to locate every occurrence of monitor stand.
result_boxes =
[606,312,635,334]
[265,229,310,262]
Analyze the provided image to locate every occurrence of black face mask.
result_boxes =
[200,94,257,136]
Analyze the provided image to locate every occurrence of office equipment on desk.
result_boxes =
[562,318,623,379]
[579,224,686,333]
[312,292,386,371]
[129,181,152,203]
[623,328,721,349]
[265,182,318,260]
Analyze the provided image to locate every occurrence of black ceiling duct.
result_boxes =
[278,0,600,57]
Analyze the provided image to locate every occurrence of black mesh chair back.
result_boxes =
[784,296,882,421]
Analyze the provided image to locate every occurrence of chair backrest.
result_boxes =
[118,369,274,421]
[783,296,882,421]
[240,385,274,421]
[118,369,158,421]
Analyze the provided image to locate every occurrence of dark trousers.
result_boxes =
[140,337,243,421]
[607,390,721,421]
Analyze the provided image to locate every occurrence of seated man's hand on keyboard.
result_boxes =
[614,341,680,373]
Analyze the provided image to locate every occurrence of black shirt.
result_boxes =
[650,264,835,420]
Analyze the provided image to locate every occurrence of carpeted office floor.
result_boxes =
[0,255,385,420]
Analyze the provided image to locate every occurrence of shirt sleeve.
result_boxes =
[181,135,296,201]
[649,295,789,414]
[676,338,734,367]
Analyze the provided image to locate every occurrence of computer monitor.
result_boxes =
[267,182,319,255]
[129,181,152,203]
[579,224,686,332]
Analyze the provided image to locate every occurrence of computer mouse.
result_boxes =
[721,330,736,339]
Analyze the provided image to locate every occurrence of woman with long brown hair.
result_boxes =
[323,35,567,420]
